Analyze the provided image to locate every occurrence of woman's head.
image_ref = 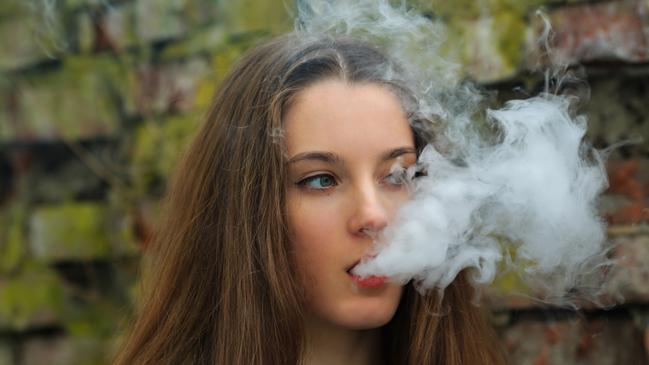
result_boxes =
[264,35,422,331]
[114,33,504,365]
[285,79,414,330]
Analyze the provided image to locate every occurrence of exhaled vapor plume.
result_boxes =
[297,0,610,304]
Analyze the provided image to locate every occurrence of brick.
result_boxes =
[607,160,642,199]
[100,56,139,118]
[190,38,265,110]
[76,10,95,53]
[98,2,139,52]
[599,194,636,224]
[535,1,649,65]
[502,317,648,364]
[131,199,160,249]
[410,0,483,19]
[0,88,10,141]
[131,0,221,44]
[63,290,135,344]
[76,3,139,54]
[135,0,186,43]
[5,142,129,206]
[28,198,138,261]
[0,17,58,72]
[13,78,115,141]
[608,202,648,225]
[219,0,293,35]
[0,342,12,365]
[129,112,202,193]
[0,117,6,143]
[22,337,75,365]
[422,0,564,19]
[485,274,536,310]
[585,76,649,155]
[160,23,229,59]
[604,159,649,224]
[134,57,211,116]
[646,328,649,358]
[29,202,111,261]
[0,202,27,273]
[63,0,117,10]
[601,234,649,303]
[106,200,139,257]
[20,336,107,365]
[4,55,135,142]
[445,12,527,83]
[487,232,649,309]
[0,263,63,331]
[0,0,28,18]
[182,0,220,28]
[23,159,107,205]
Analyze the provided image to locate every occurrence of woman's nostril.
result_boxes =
[359,227,380,239]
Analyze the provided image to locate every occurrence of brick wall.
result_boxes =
[0,1,647,364]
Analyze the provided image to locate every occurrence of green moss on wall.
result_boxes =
[192,36,267,110]
[161,23,228,60]
[180,0,221,28]
[8,54,137,141]
[0,0,28,19]
[419,0,548,19]
[107,197,139,257]
[135,0,186,42]
[435,1,530,82]
[0,343,12,365]
[130,112,202,195]
[492,9,527,72]
[220,0,293,35]
[29,202,112,261]
[0,262,64,330]
[492,242,534,295]
[0,204,27,273]
[0,17,54,71]
[64,297,124,338]
[424,0,483,19]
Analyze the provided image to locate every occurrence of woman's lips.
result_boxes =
[346,260,387,288]
[350,274,387,288]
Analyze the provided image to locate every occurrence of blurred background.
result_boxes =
[0,0,647,364]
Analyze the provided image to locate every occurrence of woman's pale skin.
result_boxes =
[284,79,417,365]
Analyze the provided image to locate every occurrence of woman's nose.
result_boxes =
[347,182,389,237]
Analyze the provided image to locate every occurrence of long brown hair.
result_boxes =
[113,34,506,365]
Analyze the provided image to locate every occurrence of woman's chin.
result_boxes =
[337,306,398,330]
[333,288,403,329]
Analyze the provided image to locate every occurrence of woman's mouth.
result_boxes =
[346,261,387,288]
[351,274,387,288]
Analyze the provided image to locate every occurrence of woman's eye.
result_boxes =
[297,174,337,190]
[384,170,408,187]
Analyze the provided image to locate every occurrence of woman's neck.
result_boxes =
[302,315,383,365]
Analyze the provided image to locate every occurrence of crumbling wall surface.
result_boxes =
[0,1,647,364]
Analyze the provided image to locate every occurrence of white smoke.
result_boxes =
[297,0,459,119]
[298,0,610,303]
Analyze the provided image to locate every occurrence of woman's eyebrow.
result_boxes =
[381,147,416,161]
[287,147,415,165]
[287,151,343,165]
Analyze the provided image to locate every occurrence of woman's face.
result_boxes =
[284,79,416,330]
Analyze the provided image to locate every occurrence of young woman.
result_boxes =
[113,34,506,365]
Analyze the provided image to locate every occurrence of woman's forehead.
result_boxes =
[283,79,414,159]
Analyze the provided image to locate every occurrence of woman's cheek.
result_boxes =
[288,193,344,284]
